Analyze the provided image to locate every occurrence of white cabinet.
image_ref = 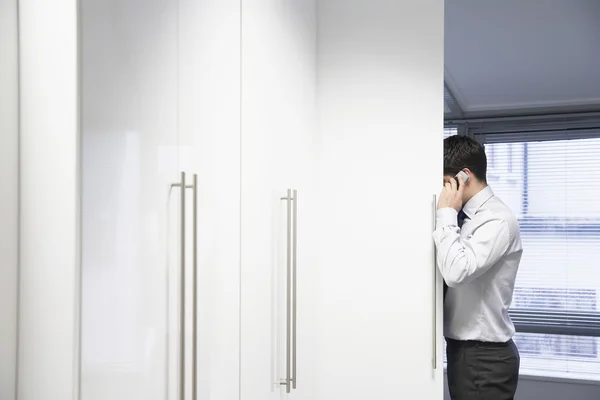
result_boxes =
[178,0,241,399]
[80,1,180,398]
[80,1,240,400]
[240,0,318,399]
[18,1,444,400]
[18,1,80,398]
[313,0,444,399]
[240,1,444,399]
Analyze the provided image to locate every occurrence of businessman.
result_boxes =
[433,135,523,400]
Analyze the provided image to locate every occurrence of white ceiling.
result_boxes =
[444,0,600,118]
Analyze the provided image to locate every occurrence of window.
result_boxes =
[513,287,596,311]
[441,127,600,381]
[483,136,600,380]
[512,288,598,372]
[444,127,457,139]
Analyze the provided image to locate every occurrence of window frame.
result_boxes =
[444,116,600,366]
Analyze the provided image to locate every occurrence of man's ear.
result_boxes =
[462,168,473,181]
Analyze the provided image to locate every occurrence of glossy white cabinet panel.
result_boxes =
[178,0,241,399]
[81,1,242,399]
[17,2,446,399]
[0,0,19,398]
[241,0,317,399]
[80,1,179,399]
[18,1,80,399]
[315,0,444,399]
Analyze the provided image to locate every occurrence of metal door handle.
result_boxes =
[285,189,292,393]
[432,194,437,371]
[172,172,186,400]
[280,189,298,393]
[292,189,297,390]
[171,173,198,400]
[190,174,198,400]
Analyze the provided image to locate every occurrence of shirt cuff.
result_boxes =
[436,207,458,229]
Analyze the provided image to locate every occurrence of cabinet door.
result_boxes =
[240,1,317,399]
[239,11,282,393]
[272,2,319,398]
[241,2,280,398]
[314,0,444,399]
[80,1,180,399]
[178,0,241,399]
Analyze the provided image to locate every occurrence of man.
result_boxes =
[433,135,523,400]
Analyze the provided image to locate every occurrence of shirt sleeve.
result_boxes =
[432,207,510,287]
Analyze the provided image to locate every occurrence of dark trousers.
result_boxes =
[446,338,520,400]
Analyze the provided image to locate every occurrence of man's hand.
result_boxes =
[437,175,464,212]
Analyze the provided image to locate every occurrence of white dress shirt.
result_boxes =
[433,186,523,343]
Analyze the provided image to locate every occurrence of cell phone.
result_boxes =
[454,170,469,185]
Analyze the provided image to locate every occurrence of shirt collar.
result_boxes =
[462,186,494,219]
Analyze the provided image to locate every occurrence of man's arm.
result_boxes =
[433,207,510,287]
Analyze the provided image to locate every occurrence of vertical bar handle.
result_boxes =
[190,175,198,400]
[432,194,437,370]
[171,172,186,400]
[292,190,298,390]
[285,189,292,393]
[171,173,198,399]
[180,172,186,400]
[279,190,293,393]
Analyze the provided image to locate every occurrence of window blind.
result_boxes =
[442,125,600,379]
[444,127,457,139]
[483,136,600,379]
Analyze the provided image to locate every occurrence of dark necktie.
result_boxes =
[457,209,467,227]
[443,210,467,301]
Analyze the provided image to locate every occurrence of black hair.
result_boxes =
[443,135,487,183]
